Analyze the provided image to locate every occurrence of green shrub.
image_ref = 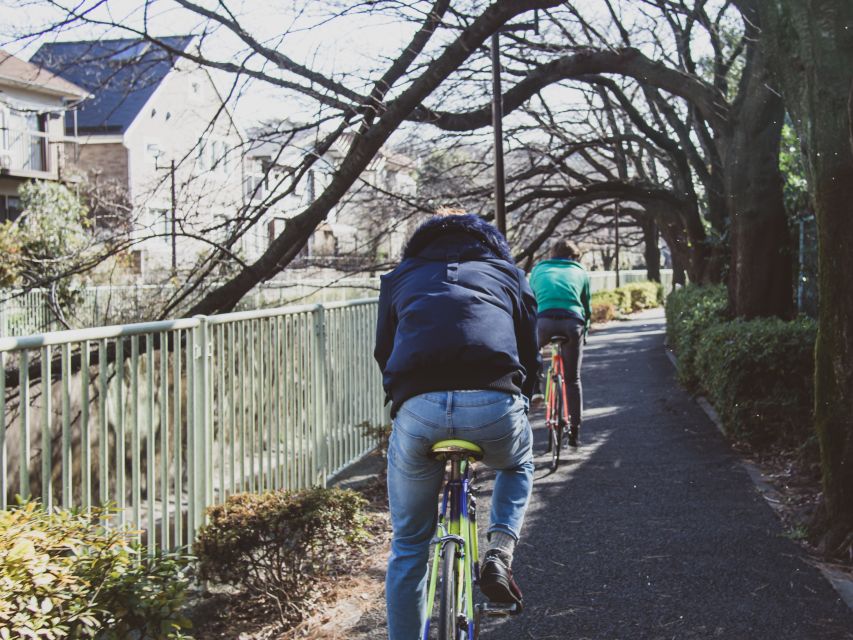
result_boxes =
[591,280,662,316]
[693,317,816,447]
[623,281,662,312]
[0,502,192,640]
[591,289,625,313]
[664,285,728,387]
[195,487,369,627]
[591,301,616,324]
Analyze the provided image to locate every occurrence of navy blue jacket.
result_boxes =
[374,215,541,417]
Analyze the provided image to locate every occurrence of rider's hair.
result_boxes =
[550,239,582,260]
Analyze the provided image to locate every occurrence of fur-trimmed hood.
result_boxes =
[402,214,514,263]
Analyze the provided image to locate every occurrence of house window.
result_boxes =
[196,139,207,171]
[150,207,170,243]
[306,170,316,202]
[0,106,8,150]
[221,143,230,173]
[128,249,144,275]
[198,138,231,174]
[0,195,21,222]
[244,172,265,201]
[207,140,222,171]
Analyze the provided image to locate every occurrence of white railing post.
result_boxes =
[190,315,211,542]
[312,304,329,487]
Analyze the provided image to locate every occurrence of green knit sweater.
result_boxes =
[529,259,591,325]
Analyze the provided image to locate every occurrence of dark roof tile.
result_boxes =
[30,36,194,135]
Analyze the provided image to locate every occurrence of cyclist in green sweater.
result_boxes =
[528,239,591,446]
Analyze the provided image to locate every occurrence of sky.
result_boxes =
[0,0,727,139]
[0,0,418,127]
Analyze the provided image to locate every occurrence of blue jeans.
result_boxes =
[385,390,534,640]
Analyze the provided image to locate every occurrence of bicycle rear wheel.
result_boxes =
[438,539,459,640]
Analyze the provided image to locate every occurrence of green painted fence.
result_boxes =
[0,298,385,552]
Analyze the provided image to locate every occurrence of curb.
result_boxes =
[663,346,853,613]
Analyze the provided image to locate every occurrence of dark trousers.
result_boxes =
[537,316,584,427]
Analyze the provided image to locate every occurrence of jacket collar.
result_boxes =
[402,214,514,263]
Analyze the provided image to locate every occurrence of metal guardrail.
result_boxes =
[588,269,673,294]
[0,279,382,337]
[0,298,385,552]
[0,271,670,338]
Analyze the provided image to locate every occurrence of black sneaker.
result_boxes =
[479,549,523,610]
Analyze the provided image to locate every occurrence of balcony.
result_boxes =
[0,128,53,178]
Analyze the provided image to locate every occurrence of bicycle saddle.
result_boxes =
[430,439,484,461]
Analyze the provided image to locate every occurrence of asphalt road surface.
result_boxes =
[351,309,853,640]
[475,309,853,640]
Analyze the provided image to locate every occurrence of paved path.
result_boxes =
[351,309,853,639]
[476,310,853,640]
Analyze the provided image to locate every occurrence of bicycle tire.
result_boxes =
[438,539,459,640]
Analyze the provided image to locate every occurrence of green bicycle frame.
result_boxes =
[422,457,479,639]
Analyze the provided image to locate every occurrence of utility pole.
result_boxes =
[155,150,178,276]
[170,159,177,274]
[614,202,621,287]
[491,32,506,236]
[491,11,538,238]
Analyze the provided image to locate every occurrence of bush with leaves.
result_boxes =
[195,487,369,627]
[693,317,816,447]
[0,502,192,639]
[664,285,729,387]
[591,301,616,324]
[0,181,93,317]
[591,280,662,317]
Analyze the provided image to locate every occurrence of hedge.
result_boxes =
[666,285,817,448]
[694,317,816,447]
[664,284,728,388]
[591,280,662,321]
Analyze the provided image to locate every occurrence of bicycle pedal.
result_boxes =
[476,602,520,618]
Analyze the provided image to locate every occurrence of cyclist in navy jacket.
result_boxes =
[375,213,540,640]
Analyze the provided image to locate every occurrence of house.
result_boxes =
[0,50,88,220]
[244,126,418,266]
[31,37,244,279]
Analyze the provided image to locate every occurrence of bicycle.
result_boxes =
[423,439,518,639]
[544,336,570,471]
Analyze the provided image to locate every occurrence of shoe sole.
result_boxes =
[480,574,521,607]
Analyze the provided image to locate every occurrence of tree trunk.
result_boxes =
[672,254,686,288]
[660,224,688,288]
[724,11,793,319]
[751,0,853,554]
[642,219,661,282]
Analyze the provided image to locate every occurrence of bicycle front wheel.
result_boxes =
[550,376,563,471]
[438,540,459,640]
[549,424,560,471]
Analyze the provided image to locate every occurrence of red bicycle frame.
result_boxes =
[545,345,570,430]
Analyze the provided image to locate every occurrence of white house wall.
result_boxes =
[123,59,243,276]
